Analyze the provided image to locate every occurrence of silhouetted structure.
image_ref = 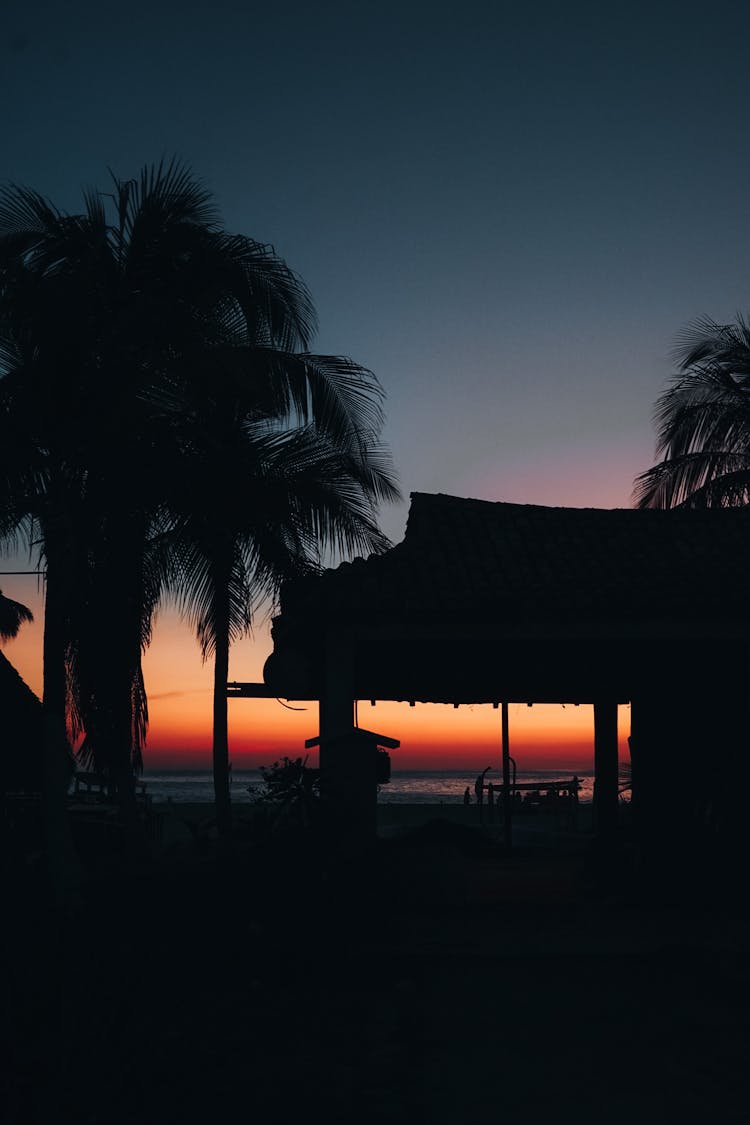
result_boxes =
[0,650,75,863]
[0,162,399,842]
[256,492,750,884]
[0,650,45,797]
[304,727,399,838]
[472,766,492,825]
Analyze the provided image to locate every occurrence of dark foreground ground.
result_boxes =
[3,809,750,1124]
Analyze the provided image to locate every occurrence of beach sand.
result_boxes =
[7,799,749,1124]
[150,798,595,850]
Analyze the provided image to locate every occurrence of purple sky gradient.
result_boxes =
[3,0,750,720]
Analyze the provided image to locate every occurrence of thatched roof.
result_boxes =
[279,492,750,627]
[264,492,750,703]
[0,649,45,794]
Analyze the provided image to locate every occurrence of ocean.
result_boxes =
[140,768,615,805]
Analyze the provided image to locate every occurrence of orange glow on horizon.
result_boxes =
[0,577,631,772]
[146,697,631,772]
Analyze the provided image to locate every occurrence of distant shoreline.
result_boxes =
[141,766,605,807]
[141,768,599,774]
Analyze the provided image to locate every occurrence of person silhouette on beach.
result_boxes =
[487,782,495,823]
[463,786,471,805]
[474,767,492,819]
[565,775,581,829]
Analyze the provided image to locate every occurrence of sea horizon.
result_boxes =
[139,765,619,805]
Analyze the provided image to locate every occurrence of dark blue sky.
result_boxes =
[4,0,750,547]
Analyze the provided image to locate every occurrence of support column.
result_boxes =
[593,700,619,842]
[317,629,374,839]
[631,648,750,896]
[318,630,354,739]
[501,701,513,852]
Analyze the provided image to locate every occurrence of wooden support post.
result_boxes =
[318,629,353,819]
[502,701,512,852]
[317,630,375,840]
[593,700,619,842]
[319,630,354,738]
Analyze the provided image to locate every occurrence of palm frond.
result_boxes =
[171,538,254,656]
[633,452,750,508]
[672,313,750,382]
[218,233,317,350]
[0,184,64,238]
[0,588,33,640]
[636,312,750,509]
[122,157,221,234]
[81,186,107,230]
[232,349,387,446]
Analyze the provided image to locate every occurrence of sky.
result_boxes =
[1,0,748,769]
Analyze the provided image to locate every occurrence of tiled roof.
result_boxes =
[279,491,750,626]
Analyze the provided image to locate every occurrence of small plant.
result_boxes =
[247,755,321,829]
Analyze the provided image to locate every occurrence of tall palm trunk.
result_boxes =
[93,517,144,831]
[73,500,147,836]
[211,547,233,839]
[41,542,81,899]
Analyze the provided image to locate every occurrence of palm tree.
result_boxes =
[0,159,399,832]
[633,314,750,509]
[0,171,183,819]
[0,162,309,808]
[170,417,399,838]
[632,313,750,875]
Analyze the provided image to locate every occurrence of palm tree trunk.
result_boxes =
[91,513,145,834]
[41,560,82,900]
[213,635,232,838]
[212,561,232,840]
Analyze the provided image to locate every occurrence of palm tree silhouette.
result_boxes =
[634,314,750,508]
[0,162,225,819]
[631,314,750,868]
[170,418,398,838]
[0,159,399,830]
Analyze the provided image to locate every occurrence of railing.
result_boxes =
[70,772,150,805]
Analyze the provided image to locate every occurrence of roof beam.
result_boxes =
[226,681,318,700]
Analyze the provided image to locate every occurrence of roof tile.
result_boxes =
[279,492,750,626]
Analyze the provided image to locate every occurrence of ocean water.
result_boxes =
[140,768,618,805]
